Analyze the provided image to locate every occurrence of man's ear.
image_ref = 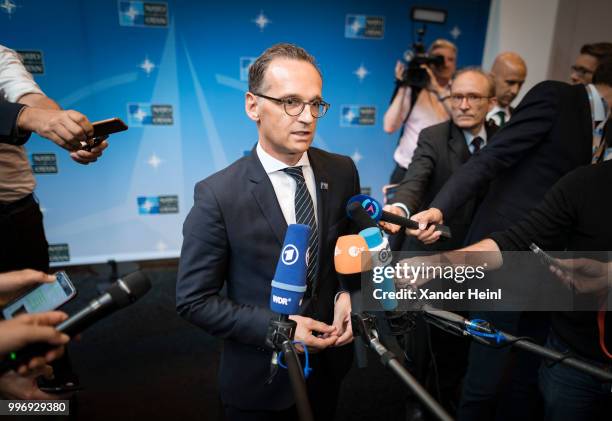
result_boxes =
[245,92,259,122]
[487,96,498,112]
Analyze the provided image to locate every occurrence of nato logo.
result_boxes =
[281,244,299,265]
[48,244,70,263]
[118,1,168,27]
[345,15,384,39]
[138,195,179,214]
[240,57,256,82]
[31,153,57,174]
[16,50,44,74]
[341,105,376,127]
[127,103,173,126]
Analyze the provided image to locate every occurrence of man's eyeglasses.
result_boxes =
[570,65,594,78]
[449,94,492,106]
[252,93,330,118]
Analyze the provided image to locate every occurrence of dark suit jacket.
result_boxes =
[394,120,497,251]
[0,101,30,145]
[176,146,360,411]
[430,81,592,243]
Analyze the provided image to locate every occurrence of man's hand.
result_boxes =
[380,205,405,235]
[406,208,444,244]
[0,270,55,307]
[69,138,109,165]
[0,312,69,374]
[549,258,611,295]
[395,61,406,82]
[0,365,70,400]
[17,107,94,152]
[289,315,338,353]
[331,292,353,347]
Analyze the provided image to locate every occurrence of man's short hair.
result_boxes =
[580,42,612,62]
[452,67,495,97]
[592,57,612,87]
[248,43,321,93]
[428,39,457,55]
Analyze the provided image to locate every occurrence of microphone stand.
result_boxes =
[351,313,454,421]
[265,315,314,421]
[421,310,612,383]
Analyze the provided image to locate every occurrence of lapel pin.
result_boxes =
[320,182,328,190]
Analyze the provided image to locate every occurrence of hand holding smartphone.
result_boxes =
[81,117,128,151]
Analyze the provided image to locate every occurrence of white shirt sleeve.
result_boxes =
[0,44,44,102]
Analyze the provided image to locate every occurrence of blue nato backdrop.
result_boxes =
[0,0,490,265]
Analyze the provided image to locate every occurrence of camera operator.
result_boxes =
[384,39,457,184]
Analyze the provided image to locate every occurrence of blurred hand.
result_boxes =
[289,315,338,353]
[395,60,406,81]
[549,258,611,295]
[0,365,70,400]
[331,292,352,347]
[422,65,444,94]
[0,270,55,307]
[379,205,405,235]
[70,138,109,165]
[407,208,444,245]
[0,312,69,374]
[17,107,94,152]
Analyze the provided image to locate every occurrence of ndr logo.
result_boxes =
[272,295,291,306]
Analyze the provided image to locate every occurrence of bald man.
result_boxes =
[487,52,527,127]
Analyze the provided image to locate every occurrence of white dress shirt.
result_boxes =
[463,125,488,154]
[486,105,511,127]
[256,142,318,225]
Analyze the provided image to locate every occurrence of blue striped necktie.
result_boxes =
[283,166,318,293]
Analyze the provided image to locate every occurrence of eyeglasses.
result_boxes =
[449,94,491,106]
[570,65,594,77]
[252,93,330,118]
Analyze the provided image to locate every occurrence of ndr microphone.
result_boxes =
[347,194,452,239]
[270,224,310,314]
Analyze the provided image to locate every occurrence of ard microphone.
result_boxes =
[0,271,151,375]
[347,194,452,239]
[269,224,310,315]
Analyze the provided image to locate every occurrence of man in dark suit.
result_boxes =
[381,68,497,415]
[176,43,359,421]
[408,60,612,420]
[487,52,527,128]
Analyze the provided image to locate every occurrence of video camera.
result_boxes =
[399,7,448,88]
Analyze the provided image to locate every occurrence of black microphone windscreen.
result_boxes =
[121,271,152,299]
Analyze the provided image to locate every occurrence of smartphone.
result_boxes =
[529,243,565,272]
[81,117,128,151]
[1,271,77,319]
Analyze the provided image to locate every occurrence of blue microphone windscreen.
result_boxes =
[346,194,383,222]
[270,224,310,315]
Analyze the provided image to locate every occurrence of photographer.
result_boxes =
[383,39,456,184]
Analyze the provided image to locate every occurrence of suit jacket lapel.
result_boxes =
[307,148,328,294]
[448,123,470,163]
[247,148,287,246]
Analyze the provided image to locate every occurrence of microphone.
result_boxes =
[0,271,152,374]
[267,224,310,380]
[269,224,310,315]
[347,194,452,239]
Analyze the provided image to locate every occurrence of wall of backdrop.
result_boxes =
[0,0,490,265]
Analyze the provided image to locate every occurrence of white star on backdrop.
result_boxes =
[450,26,461,39]
[0,0,16,16]
[344,109,356,122]
[253,11,270,31]
[350,19,362,34]
[132,108,147,122]
[351,150,363,164]
[141,200,154,212]
[147,153,162,169]
[124,6,139,21]
[354,63,369,82]
[140,57,155,75]
[156,241,168,252]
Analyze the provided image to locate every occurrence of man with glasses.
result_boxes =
[380,68,497,416]
[570,42,612,85]
[177,43,359,421]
